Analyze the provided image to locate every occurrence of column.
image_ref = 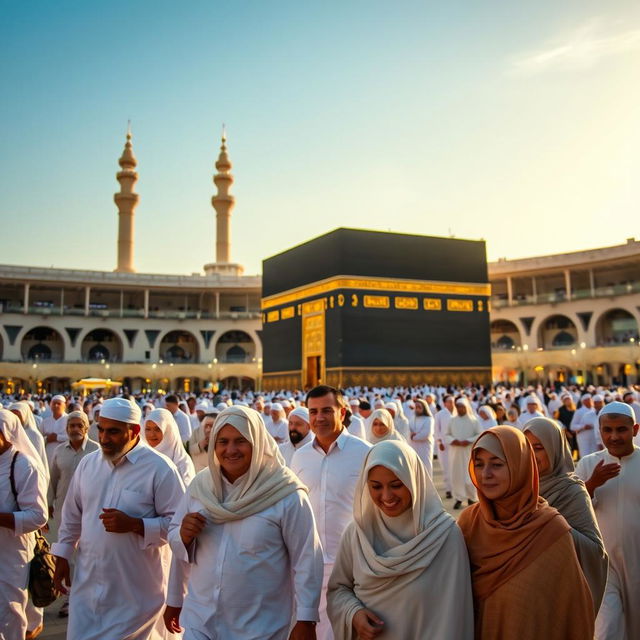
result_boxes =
[564,269,572,300]
[60,288,64,315]
[23,283,30,314]
[215,292,220,319]
[120,290,124,318]
[507,277,513,305]
[144,289,149,319]
[84,286,91,316]
[589,269,595,297]
[531,276,537,304]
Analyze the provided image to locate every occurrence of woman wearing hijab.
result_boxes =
[523,417,608,613]
[143,408,196,486]
[164,406,323,640]
[408,399,435,477]
[477,405,498,429]
[327,440,473,639]
[9,401,49,479]
[458,426,595,639]
[366,409,404,444]
[0,409,48,640]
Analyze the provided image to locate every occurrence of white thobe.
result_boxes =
[571,407,599,457]
[444,415,482,502]
[0,446,48,640]
[347,414,366,440]
[167,486,324,639]
[40,414,68,465]
[52,443,185,640]
[172,410,193,443]
[279,432,314,467]
[517,410,544,430]
[267,419,289,444]
[409,415,435,476]
[576,448,640,640]
[24,426,48,478]
[291,430,371,640]
[434,408,454,493]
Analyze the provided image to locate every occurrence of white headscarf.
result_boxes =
[0,408,48,479]
[188,406,307,523]
[9,401,40,432]
[353,440,455,571]
[142,408,195,485]
[478,405,498,429]
[366,409,404,444]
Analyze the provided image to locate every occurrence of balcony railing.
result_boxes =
[491,281,640,308]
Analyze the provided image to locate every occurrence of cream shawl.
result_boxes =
[188,405,306,523]
[327,440,473,639]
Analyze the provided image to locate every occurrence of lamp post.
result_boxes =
[580,341,587,386]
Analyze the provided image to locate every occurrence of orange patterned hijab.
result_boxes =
[458,426,570,600]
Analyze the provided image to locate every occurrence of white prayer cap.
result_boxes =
[374,399,385,408]
[195,401,210,411]
[349,398,360,407]
[216,402,229,412]
[454,397,467,406]
[384,402,397,411]
[526,395,538,404]
[51,394,66,403]
[289,407,310,423]
[592,394,603,402]
[270,402,284,412]
[100,397,141,425]
[264,402,272,409]
[581,393,592,401]
[598,401,635,421]
[280,400,291,408]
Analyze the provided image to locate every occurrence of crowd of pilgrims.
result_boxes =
[0,381,639,639]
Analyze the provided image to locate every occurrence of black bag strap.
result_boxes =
[9,450,19,507]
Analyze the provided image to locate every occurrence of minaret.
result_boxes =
[114,125,139,273]
[204,128,244,276]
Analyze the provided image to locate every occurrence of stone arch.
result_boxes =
[490,319,522,351]
[159,330,200,363]
[80,328,124,362]
[594,308,639,346]
[214,330,256,363]
[537,314,578,350]
[21,326,65,362]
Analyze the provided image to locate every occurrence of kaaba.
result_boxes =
[261,228,491,390]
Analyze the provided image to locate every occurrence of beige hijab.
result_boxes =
[366,409,405,444]
[353,439,455,575]
[188,405,307,523]
[524,417,608,612]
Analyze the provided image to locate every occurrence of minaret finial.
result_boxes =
[127,119,132,139]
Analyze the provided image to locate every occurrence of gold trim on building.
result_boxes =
[423,298,442,310]
[447,299,474,312]
[363,295,390,309]
[395,296,418,310]
[262,275,491,309]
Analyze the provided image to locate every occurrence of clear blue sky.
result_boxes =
[2,0,639,275]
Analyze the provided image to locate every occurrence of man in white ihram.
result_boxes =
[51,397,185,639]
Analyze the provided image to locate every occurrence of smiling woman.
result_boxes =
[458,426,595,640]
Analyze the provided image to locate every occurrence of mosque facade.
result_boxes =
[0,131,638,393]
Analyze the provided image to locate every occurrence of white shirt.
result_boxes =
[267,418,289,444]
[347,414,366,440]
[291,430,371,564]
[40,414,68,463]
[52,442,185,640]
[167,484,323,637]
[576,447,640,639]
[0,445,48,583]
[434,408,454,445]
[171,409,192,442]
[0,446,48,640]
[279,432,314,467]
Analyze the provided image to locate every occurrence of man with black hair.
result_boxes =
[291,385,371,640]
[164,394,192,443]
